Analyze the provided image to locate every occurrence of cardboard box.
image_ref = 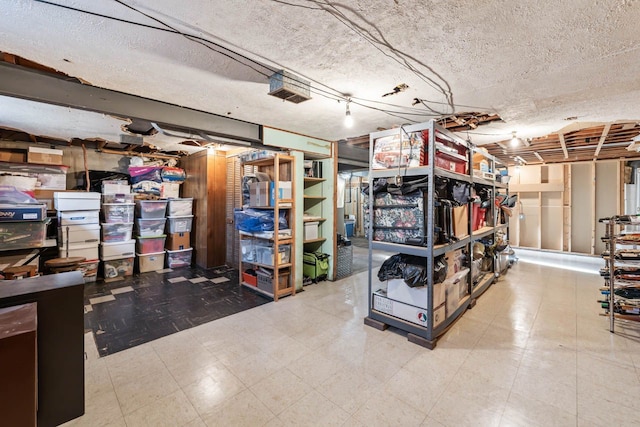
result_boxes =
[249,181,269,207]
[445,248,465,279]
[386,278,446,308]
[433,304,446,328]
[304,221,319,240]
[372,292,430,328]
[161,182,180,199]
[166,232,190,251]
[269,181,292,206]
[0,204,46,222]
[54,192,101,211]
[27,146,63,165]
[0,150,26,163]
[452,205,468,238]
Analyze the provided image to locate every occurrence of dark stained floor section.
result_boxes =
[83,265,271,357]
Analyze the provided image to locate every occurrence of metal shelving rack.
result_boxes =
[363,120,510,348]
[598,216,640,332]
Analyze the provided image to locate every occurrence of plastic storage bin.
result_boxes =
[167,198,193,216]
[101,223,133,242]
[255,244,291,266]
[0,219,50,249]
[135,200,168,219]
[135,218,166,237]
[137,251,165,273]
[166,215,193,233]
[76,259,99,283]
[136,235,167,254]
[102,256,134,282]
[102,203,134,223]
[101,193,134,204]
[166,248,192,268]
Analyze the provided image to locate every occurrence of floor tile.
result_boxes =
[182,368,246,417]
[249,368,312,415]
[89,294,116,305]
[201,389,275,426]
[112,368,180,415]
[189,277,209,284]
[353,391,427,427]
[276,390,350,426]
[211,277,230,283]
[123,389,199,426]
[316,366,383,414]
[111,285,134,294]
[500,391,576,426]
[168,276,188,283]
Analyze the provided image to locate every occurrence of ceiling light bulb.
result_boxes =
[510,131,519,147]
[344,101,353,128]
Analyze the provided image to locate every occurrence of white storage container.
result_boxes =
[167,198,193,216]
[57,224,100,245]
[304,221,319,240]
[58,242,99,260]
[135,218,167,237]
[166,215,193,233]
[54,192,101,211]
[102,203,135,223]
[101,223,134,243]
[137,251,165,273]
[166,248,192,268]
[136,200,168,219]
[102,256,134,281]
[386,278,446,308]
[100,239,135,259]
[101,193,134,204]
[58,210,100,225]
[102,180,130,194]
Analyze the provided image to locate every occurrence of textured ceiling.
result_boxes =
[2,0,640,151]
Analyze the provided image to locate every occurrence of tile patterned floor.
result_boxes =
[83,266,271,356]
[66,252,640,426]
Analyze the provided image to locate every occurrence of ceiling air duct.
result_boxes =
[268,70,311,104]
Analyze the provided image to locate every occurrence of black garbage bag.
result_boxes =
[377,253,447,287]
[433,255,448,284]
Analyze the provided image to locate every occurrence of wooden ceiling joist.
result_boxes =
[594,123,612,158]
[558,133,569,159]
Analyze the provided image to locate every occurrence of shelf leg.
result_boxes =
[364,316,388,331]
[468,299,477,309]
[407,333,437,349]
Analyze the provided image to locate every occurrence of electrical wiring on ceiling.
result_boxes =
[29,0,493,125]
[296,0,455,115]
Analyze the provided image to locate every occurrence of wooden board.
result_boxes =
[594,161,619,255]
[541,192,563,251]
[571,163,593,254]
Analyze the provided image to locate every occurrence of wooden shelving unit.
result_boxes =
[238,153,296,301]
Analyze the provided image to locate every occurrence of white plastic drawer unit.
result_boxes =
[58,210,100,225]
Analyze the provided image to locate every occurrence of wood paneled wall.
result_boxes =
[181,150,227,268]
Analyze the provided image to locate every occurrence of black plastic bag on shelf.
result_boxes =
[377,253,447,288]
[433,255,448,284]
[451,181,471,205]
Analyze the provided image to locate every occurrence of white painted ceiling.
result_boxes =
[2,0,640,148]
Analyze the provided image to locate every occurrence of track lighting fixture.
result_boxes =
[344,99,354,128]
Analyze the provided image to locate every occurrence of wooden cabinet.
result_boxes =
[181,149,227,268]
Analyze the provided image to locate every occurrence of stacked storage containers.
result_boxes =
[165,198,193,268]
[54,192,102,282]
[135,199,168,273]
[100,183,135,282]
